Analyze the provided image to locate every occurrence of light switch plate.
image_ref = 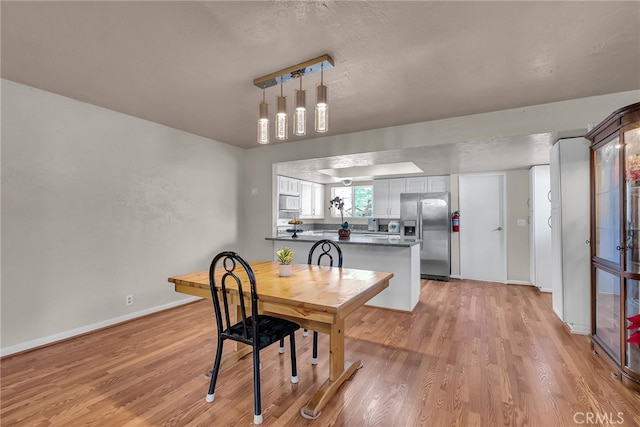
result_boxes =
[517,219,527,227]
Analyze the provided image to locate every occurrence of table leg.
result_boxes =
[301,318,361,419]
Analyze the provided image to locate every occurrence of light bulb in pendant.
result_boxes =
[257,89,269,144]
[275,78,288,141]
[315,65,328,133]
[293,76,306,136]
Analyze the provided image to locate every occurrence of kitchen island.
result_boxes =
[266,233,421,312]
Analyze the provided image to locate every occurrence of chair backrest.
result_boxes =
[307,240,343,267]
[209,251,258,344]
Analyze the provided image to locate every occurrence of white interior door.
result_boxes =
[459,173,507,282]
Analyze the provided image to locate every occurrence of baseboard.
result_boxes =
[450,276,535,286]
[507,280,533,286]
[568,323,591,335]
[538,287,553,293]
[0,296,201,357]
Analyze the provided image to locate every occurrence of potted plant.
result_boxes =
[276,247,294,277]
[329,196,350,239]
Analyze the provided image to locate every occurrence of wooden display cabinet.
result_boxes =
[587,102,640,392]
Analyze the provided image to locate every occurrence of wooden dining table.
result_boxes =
[168,260,393,419]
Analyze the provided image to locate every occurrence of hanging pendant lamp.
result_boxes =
[275,77,288,141]
[252,54,333,144]
[257,89,269,145]
[293,75,306,136]
[315,63,328,133]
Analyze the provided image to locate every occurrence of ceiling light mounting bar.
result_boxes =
[253,54,334,89]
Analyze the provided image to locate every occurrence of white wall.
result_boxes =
[1,80,244,354]
[242,90,640,269]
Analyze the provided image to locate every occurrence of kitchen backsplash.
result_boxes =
[281,223,394,233]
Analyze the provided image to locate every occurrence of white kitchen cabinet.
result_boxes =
[550,137,591,334]
[300,181,313,217]
[278,176,300,196]
[312,183,325,218]
[405,176,450,193]
[300,180,325,219]
[529,165,552,292]
[405,177,428,192]
[428,175,450,192]
[373,178,406,218]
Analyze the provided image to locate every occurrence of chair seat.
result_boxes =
[226,315,300,350]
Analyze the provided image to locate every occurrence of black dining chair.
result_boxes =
[206,251,300,425]
[279,239,343,365]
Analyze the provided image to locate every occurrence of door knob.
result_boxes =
[493,226,503,231]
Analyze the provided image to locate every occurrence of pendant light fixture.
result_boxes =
[293,74,306,136]
[275,76,288,141]
[257,88,269,144]
[315,63,329,133]
[252,54,333,144]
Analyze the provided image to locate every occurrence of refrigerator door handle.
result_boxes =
[418,202,423,241]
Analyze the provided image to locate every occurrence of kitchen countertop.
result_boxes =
[266,232,420,247]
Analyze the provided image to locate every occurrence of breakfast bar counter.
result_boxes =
[266,233,419,247]
[266,233,421,312]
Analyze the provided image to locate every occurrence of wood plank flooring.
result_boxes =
[2,279,640,426]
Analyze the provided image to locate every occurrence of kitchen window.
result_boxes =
[331,185,372,218]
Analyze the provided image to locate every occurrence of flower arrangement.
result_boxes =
[627,154,640,184]
[276,247,294,265]
[627,313,640,348]
[329,196,349,230]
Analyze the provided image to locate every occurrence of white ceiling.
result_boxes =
[2,1,640,179]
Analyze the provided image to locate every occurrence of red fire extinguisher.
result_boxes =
[452,211,460,232]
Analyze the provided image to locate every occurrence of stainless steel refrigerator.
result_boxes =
[400,192,451,281]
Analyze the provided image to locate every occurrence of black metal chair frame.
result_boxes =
[279,240,343,365]
[206,251,300,425]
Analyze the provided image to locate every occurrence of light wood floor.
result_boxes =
[2,280,640,426]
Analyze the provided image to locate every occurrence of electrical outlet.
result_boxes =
[126,295,134,305]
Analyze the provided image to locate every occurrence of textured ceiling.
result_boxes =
[276,132,565,183]
[2,1,640,178]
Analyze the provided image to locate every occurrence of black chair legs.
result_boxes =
[290,333,298,383]
[252,345,263,425]
[206,337,225,403]
[312,332,319,365]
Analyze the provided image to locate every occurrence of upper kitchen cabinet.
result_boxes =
[278,176,300,196]
[405,176,450,193]
[587,102,640,392]
[300,181,325,219]
[405,177,428,192]
[373,178,406,218]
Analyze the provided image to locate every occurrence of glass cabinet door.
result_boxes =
[624,126,640,274]
[594,138,621,264]
[595,268,621,363]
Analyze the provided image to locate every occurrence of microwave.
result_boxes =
[279,194,300,211]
